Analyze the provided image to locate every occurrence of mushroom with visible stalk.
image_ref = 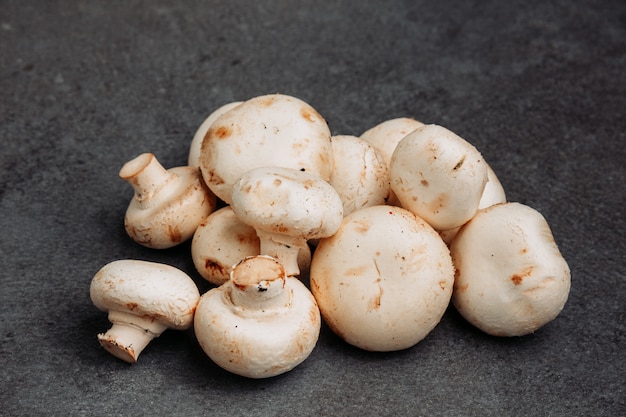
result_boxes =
[310,205,455,352]
[389,124,488,231]
[194,255,321,378]
[360,117,425,206]
[450,202,571,336]
[120,152,216,249]
[328,135,390,217]
[90,259,201,363]
[230,166,343,278]
[191,206,311,286]
[439,163,507,245]
[199,93,333,205]
[187,101,243,168]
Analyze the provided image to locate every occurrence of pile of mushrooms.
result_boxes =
[89,93,570,378]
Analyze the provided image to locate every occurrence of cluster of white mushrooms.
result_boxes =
[90,93,571,378]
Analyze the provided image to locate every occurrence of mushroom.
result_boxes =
[90,259,201,363]
[191,206,311,286]
[328,135,390,217]
[389,124,488,231]
[120,152,216,249]
[199,93,333,205]
[310,205,455,352]
[360,117,425,206]
[230,166,343,277]
[439,162,507,244]
[449,202,571,336]
[187,101,243,168]
[194,255,321,378]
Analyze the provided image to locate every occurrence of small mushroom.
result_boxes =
[450,202,571,336]
[120,153,216,249]
[90,259,201,363]
[199,93,333,204]
[191,206,311,286]
[310,205,455,351]
[328,135,390,216]
[187,101,243,168]
[230,166,343,277]
[360,117,425,206]
[194,255,321,378]
[389,124,488,231]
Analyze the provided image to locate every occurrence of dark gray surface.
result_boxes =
[1,0,625,416]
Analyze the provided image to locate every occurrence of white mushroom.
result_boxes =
[450,202,571,336]
[231,166,343,277]
[310,205,455,352]
[389,124,488,231]
[191,206,311,286]
[199,93,333,205]
[328,135,390,216]
[187,101,243,168]
[120,153,216,249]
[90,259,201,363]
[360,117,425,206]
[194,255,321,378]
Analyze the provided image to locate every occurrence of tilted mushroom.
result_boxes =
[187,101,243,168]
[90,259,201,363]
[191,206,311,286]
[310,205,455,351]
[120,152,216,249]
[328,135,390,217]
[360,117,425,206]
[389,124,488,231]
[230,166,343,277]
[194,255,321,378]
[199,93,333,205]
[450,202,571,336]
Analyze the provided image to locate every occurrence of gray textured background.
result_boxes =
[1,0,624,416]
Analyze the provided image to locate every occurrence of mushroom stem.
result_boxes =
[256,231,307,278]
[97,310,169,364]
[230,256,291,311]
[119,153,174,202]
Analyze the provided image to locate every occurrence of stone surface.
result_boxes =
[1,0,624,415]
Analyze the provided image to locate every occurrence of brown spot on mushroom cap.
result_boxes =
[212,126,232,140]
[510,266,534,285]
[167,225,183,243]
[205,259,227,277]
[301,106,321,123]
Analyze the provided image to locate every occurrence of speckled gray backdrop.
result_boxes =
[1,0,624,416]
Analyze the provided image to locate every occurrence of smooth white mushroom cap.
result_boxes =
[328,135,390,216]
[199,94,333,204]
[450,202,571,337]
[389,124,488,231]
[188,101,243,168]
[310,205,454,352]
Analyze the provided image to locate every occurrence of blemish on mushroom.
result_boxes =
[213,126,232,140]
[510,266,534,286]
[452,156,465,171]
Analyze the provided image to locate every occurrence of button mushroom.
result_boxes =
[199,93,333,205]
[191,206,311,286]
[120,152,217,249]
[230,166,343,277]
[450,202,571,336]
[310,205,455,351]
[389,124,488,231]
[90,259,201,363]
[194,255,321,378]
[328,135,390,217]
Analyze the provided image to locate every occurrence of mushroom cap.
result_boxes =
[188,101,243,167]
[90,260,200,330]
[450,202,571,336]
[199,93,333,204]
[231,166,344,240]
[389,124,488,230]
[328,135,390,216]
[310,205,454,351]
[194,258,321,378]
[360,117,425,167]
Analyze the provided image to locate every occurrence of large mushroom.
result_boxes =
[199,93,333,205]
[450,202,571,336]
[90,259,200,363]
